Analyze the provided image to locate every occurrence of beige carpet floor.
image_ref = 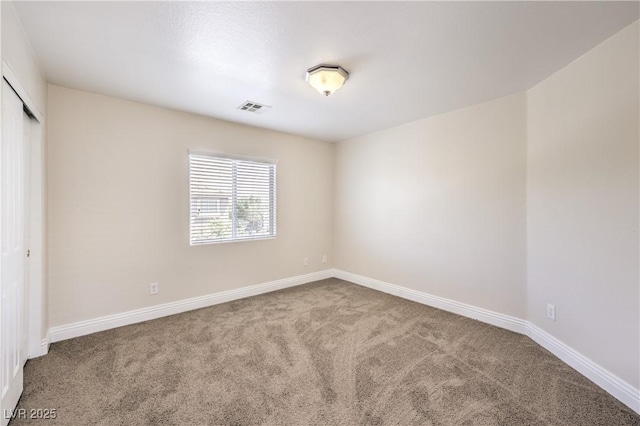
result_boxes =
[11,278,640,425]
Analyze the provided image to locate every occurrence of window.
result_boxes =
[189,151,276,245]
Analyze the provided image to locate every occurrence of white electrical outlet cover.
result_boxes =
[547,303,556,321]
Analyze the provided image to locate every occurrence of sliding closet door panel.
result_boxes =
[0,79,25,426]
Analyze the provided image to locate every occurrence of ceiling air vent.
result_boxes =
[237,101,272,114]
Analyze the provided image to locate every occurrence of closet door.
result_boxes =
[1,79,25,426]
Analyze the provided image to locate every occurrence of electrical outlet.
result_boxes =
[322,254,327,264]
[547,303,556,321]
[303,257,309,266]
[150,282,159,295]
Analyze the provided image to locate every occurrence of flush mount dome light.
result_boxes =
[306,64,349,97]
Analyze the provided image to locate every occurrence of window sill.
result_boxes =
[189,236,277,246]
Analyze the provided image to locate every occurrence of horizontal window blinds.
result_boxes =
[189,152,276,245]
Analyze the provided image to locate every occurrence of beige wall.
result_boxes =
[334,93,528,318]
[41,12,640,398]
[334,20,639,390]
[47,85,334,327]
[527,21,639,388]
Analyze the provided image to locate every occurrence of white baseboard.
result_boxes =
[27,331,50,359]
[527,323,640,414]
[333,269,527,334]
[49,269,333,343]
[42,268,639,414]
[333,269,640,415]
[40,331,51,356]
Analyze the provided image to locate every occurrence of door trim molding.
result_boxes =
[2,60,47,362]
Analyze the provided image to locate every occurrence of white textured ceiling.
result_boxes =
[14,1,640,142]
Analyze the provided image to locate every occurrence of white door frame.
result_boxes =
[2,60,47,359]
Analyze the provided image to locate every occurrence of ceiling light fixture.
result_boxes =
[306,64,349,97]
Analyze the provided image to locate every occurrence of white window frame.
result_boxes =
[189,149,277,245]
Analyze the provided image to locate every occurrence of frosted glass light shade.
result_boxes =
[306,64,349,97]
